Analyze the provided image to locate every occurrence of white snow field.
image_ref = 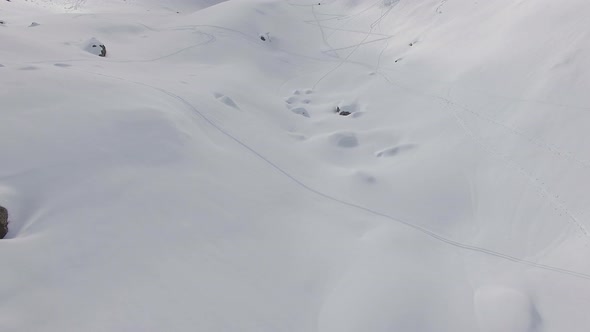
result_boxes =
[1,0,590,331]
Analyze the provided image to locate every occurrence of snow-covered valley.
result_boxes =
[1,0,590,331]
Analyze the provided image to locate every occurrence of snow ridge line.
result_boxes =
[71,67,590,282]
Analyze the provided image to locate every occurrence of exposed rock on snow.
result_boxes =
[259,32,270,42]
[84,38,106,57]
[336,107,351,116]
[0,206,7,239]
[336,103,359,116]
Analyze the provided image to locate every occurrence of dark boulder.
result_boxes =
[259,33,270,42]
[0,206,8,239]
[335,106,351,116]
[85,38,107,57]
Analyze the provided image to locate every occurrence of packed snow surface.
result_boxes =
[1,0,590,331]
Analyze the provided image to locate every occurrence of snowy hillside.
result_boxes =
[1,0,590,331]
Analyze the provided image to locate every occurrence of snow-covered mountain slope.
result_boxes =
[1,0,590,331]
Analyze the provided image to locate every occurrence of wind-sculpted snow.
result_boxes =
[1,0,590,331]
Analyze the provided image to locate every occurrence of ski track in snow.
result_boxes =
[304,1,588,179]
[376,71,590,242]
[4,2,590,330]
[3,30,217,66]
[445,99,590,240]
[9,1,587,250]
[298,3,590,234]
[52,63,590,282]
[287,0,590,240]
[311,4,339,58]
[273,2,590,241]
[436,0,449,14]
[311,3,394,89]
[325,0,384,39]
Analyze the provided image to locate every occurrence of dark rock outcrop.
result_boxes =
[85,38,107,57]
[335,106,351,116]
[98,44,106,57]
[0,206,8,239]
[259,33,270,42]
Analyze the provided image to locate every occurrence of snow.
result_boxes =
[1,0,590,331]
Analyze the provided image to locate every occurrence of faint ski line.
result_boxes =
[312,4,338,58]
[378,71,590,239]
[312,5,393,89]
[326,35,394,52]
[436,0,448,14]
[444,99,590,238]
[66,67,590,282]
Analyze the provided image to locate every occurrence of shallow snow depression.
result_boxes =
[1,0,590,331]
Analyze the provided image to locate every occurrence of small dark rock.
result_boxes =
[335,106,351,116]
[259,33,271,42]
[99,44,106,57]
[85,38,107,57]
[0,206,8,239]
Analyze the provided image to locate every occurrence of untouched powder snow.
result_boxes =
[1,0,590,331]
